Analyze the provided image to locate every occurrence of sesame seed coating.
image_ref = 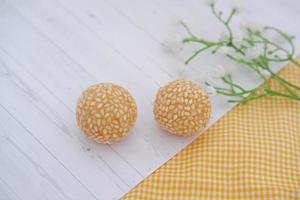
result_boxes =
[76,83,137,144]
[153,80,211,136]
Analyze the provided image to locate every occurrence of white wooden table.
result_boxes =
[1,0,300,199]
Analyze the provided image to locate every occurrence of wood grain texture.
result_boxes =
[0,0,300,199]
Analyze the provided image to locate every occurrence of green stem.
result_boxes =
[221,76,246,92]
[185,46,212,65]
[180,2,300,104]
[290,59,300,68]
[272,76,298,97]
[265,89,300,100]
[267,69,300,90]
[228,43,246,55]
[216,90,253,97]
[180,21,196,38]
[228,94,266,104]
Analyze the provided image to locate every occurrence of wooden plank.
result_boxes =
[0,106,96,200]
[1,0,188,177]
[0,52,127,198]
[0,46,140,191]
[1,0,300,199]
[0,2,184,198]
[51,0,182,80]
[0,178,21,200]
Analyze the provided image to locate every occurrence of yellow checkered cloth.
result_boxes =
[122,58,300,199]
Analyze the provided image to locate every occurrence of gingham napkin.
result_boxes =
[122,58,300,199]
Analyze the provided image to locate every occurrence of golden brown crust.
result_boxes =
[76,83,137,144]
[153,80,211,136]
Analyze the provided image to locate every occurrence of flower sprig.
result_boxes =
[181,2,300,104]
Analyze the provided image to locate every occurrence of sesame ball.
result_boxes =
[76,83,137,144]
[153,80,211,136]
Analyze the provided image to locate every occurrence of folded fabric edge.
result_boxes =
[120,56,300,199]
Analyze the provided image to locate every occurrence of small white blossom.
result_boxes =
[259,68,270,78]
[195,70,217,83]
[216,46,230,55]
[162,17,184,52]
[272,35,286,45]
[233,39,244,49]
[226,64,237,73]
[205,0,216,6]
[203,85,217,96]
[231,0,247,14]
[211,64,227,79]
[177,64,188,78]
[246,46,261,60]
[209,112,214,121]
[162,32,184,52]
[169,16,182,28]
[219,33,229,42]
[238,18,264,31]
[266,30,286,45]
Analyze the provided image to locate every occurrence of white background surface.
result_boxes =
[1,0,300,199]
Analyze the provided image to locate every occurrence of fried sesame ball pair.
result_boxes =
[76,80,211,144]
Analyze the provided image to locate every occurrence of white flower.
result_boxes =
[219,33,229,42]
[216,46,229,55]
[211,64,227,79]
[194,72,212,86]
[233,33,245,46]
[169,16,182,28]
[177,64,188,78]
[238,19,252,30]
[205,0,216,6]
[226,64,237,73]
[238,18,264,31]
[209,112,214,121]
[246,46,261,60]
[162,32,184,52]
[231,0,246,14]
[162,16,185,52]
[272,35,286,45]
[203,85,217,96]
[265,30,286,45]
[259,68,270,78]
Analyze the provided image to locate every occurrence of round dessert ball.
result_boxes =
[153,80,211,136]
[76,83,137,144]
